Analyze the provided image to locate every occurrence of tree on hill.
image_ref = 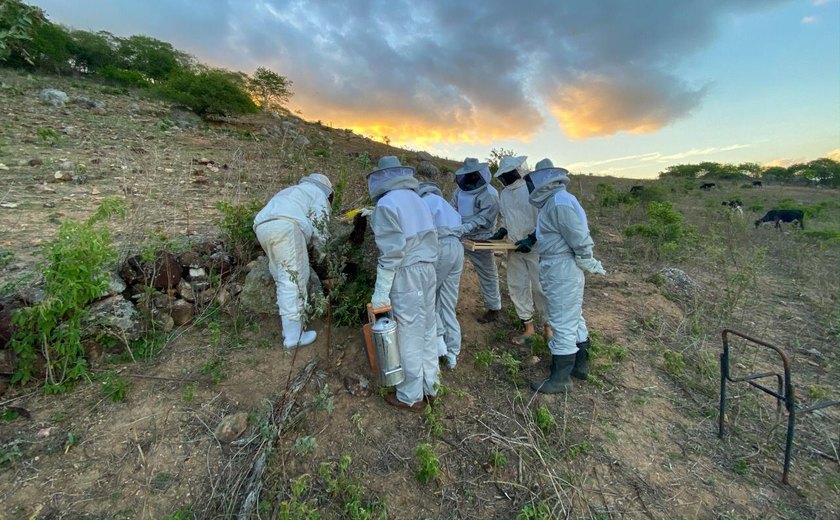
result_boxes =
[115,35,192,81]
[154,68,258,116]
[0,0,46,65]
[247,66,293,111]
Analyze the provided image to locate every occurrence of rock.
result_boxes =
[215,288,231,307]
[189,267,208,281]
[28,158,43,167]
[656,267,699,302]
[170,106,202,128]
[192,176,209,185]
[98,272,127,298]
[240,256,278,315]
[0,202,18,209]
[128,103,141,113]
[0,163,8,171]
[294,134,310,147]
[169,299,194,326]
[119,252,182,290]
[75,97,106,110]
[416,151,434,161]
[58,160,75,171]
[281,121,298,133]
[416,160,440,178]
[39,89,68,107]
[344,373,372,397]
[158,313,175,333]
[152,293,173,309]
[177,279,195,302]
[17,286,46,305]
[214,412,248,442]
[91,106,107,115]
[228,283,243,296]
[51,171,72,182]
[208,251,236,279]
[83,294,142,341]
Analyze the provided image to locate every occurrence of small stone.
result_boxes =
[189,267,208,281]
[43,201,55,208]
[29,158,43,167]
[0,163,8,171]
[177,279,195,302]
[159,313,175,333]
[169,299,194,326]
[344,373,372,397]
[39,88,68,107]
[0,202,18,209]
[215,288,231,307]
[36,427,55,438]
[57,161,75,170]
[214,412,248,442]
[529,356,541,366]
[192,176,209,185]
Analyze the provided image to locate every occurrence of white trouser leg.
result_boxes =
[392,262,439,405]
[525,251,549,324]
[464,249,501,311]
[436,237,463,357]
[506,251,535,321]
[256,219,309,321]
[540,256,584,356]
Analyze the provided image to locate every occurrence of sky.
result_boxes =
[30,0,840,178]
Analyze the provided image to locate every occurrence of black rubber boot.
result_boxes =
[477,309,500,324]
[530,354,575,394]
[571,339,590,380]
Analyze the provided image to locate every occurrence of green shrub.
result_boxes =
[98,65,150,88]
[10,200,124,390]
[215,199,262,262]
[596,183,633,207]
[101,371,128,402]
[517,503,551,520]
[533,405,555,434]
[155,69,258,116]
[663,350,686,377]
[624,201,694,258]
[415,443,440,483]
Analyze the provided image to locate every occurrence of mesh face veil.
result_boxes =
[498,169,521,187]
[456,171,486,191]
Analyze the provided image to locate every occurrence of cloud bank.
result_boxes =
[33,0,789,143]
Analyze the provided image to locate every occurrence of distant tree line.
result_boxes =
[0,0,293,116]
[658,158,840,188]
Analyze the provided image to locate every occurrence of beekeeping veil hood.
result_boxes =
[525,158,569,193]
[300,172,333,198]
[366,156,419,201]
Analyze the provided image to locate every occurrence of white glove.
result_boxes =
[371,267,396,308]
[575,256,606,275]
[452,224,472,238]
[360,207,373,217]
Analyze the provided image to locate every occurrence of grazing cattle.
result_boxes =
[754,209,804,230]
[629,185,644,194]
[722,199,744,216]
[700,183,716,190]
[752,180,763,188]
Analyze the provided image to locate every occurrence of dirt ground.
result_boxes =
[1,70,839,519]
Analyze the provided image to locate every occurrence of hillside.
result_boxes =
[0,69,839,520]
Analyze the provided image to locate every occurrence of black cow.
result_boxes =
[752,180,763,187]
[700,183,716,190]
[629,185,644,194]
[754,209,804,230]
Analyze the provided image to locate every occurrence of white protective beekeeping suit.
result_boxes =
[418,182,464,368]
[493,156,548,327]
[368,157,440,407]
[527,160,604,357]
[450,158,502,319]
[253,173,332,349]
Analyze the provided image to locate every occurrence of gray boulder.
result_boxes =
[75,97,106,110]
[656,267,699,302]
[240,256,322,315]
[282,120,298,133]
[39,89,68,107]
[83,295,142,341]
[416,151,434,161]
[416,160,440,178]
[293,134,310,147]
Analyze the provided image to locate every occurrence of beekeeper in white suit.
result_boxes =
[368,157,440,412]
[418,182,464,369]
[253,173,333,349]
[524,159,606,393]
[451,158,502,323]
[489,155,549,345]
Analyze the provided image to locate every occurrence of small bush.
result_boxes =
[215,199,262,262]
[101,371,128,402]
[624,201,695,259]
[98,65,151,88]
[533,405,555,434]
[663,350,686,377]
[415,443,440,483]
[517,503,551,520]
[489,449,508,468]
[596,183,633,207]
[155,69,258,116]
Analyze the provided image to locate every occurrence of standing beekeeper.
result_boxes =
[489,155,550,345]
[451,157,502,323]
[253,173,333,349]
[368,157,440,411]
[418,182,464,369]
[524,159,606,393]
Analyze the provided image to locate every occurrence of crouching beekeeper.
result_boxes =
[253,173,333,349]
[367,157,440,412]
[524,160,606,393]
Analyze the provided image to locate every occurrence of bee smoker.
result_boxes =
[366,304,404,387]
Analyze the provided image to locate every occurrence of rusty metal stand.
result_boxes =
[718,329,840,484]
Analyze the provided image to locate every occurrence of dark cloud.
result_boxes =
[31,0,790,140]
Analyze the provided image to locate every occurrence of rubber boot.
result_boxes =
[530,354,575,394]
[571,339,590,380]
[281,316,317,349]
[477,309,500,324]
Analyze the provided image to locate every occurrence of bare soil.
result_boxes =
[0,70,838,519]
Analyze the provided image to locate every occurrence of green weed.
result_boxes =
[516,502,551,520]
[101,371,128,402]
[489,449,508,468]
[37,126,61,145]
[474,349,497,368]
[663,350,686,378]
[415,443,440,484]
[315,384,335,414]
[292,435,317,456]
[533,405,555,434]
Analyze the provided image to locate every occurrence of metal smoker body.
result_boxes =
[371,316,404,387]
